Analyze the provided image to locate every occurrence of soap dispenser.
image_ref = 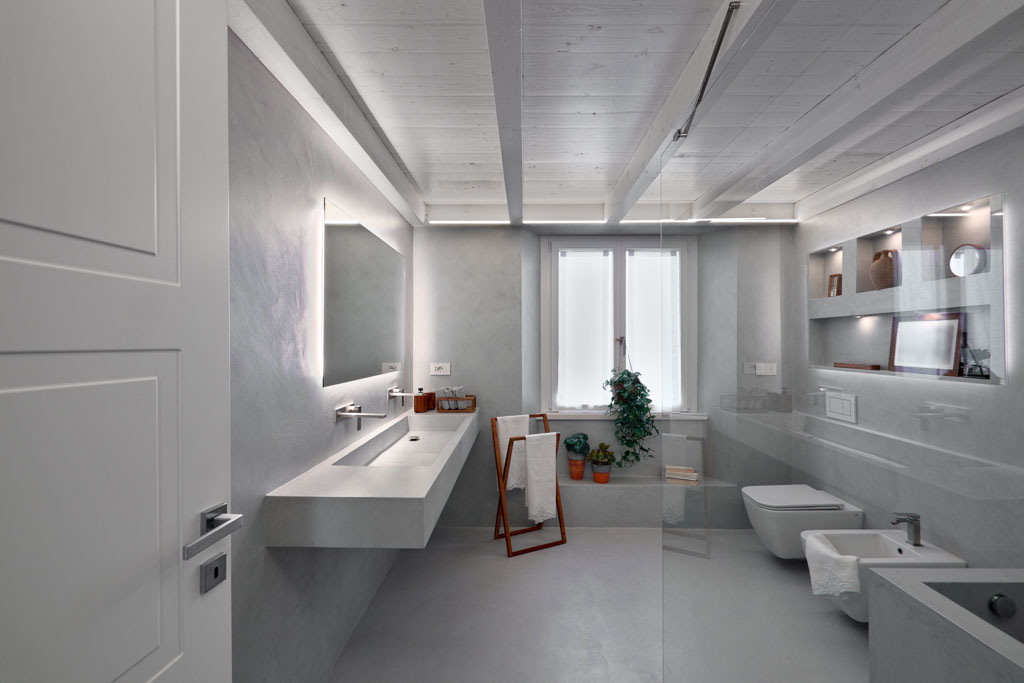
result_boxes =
[414,388,428,413]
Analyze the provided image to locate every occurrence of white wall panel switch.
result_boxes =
[743,362,756,375]
[825,392,857,423]
[755,362,778,376]
[382,362,401,373]
[429,362,451,376]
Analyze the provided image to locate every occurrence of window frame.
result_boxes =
[540,235,698,415]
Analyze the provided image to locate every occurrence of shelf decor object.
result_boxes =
[888,312,965,376]
[827,273,843,297]
[436,394,476,413]
[869,249,898,289]
[949,243,987,277]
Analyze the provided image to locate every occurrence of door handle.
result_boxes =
[183,503,244,560]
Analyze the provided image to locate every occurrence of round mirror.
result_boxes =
[949,243,986,277]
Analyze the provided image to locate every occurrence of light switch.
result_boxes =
[754,362,778,376]
[825,391,857,423]
[743,362,757,375]
[430,362,451,376]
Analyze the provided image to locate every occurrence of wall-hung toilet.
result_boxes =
[742,485,863,559]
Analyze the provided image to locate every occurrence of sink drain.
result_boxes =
[408,435,421,442]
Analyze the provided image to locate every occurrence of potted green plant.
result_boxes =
[564,432,590,480]
[587,442,615,483]
[603,368,658,467]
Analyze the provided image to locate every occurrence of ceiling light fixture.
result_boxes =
[960,205,972,211]
[828,247,839,252]
[528,219,608,225]
[994,211,1005,216]
[884,229,895,235]
[324,220,360,226]
[927,213,971,217]
[426,220,511,225]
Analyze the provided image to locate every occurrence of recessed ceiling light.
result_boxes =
[960,205,972,211]
[884,229,895,235]
[994,211,1005,216]
[828,247,839,252]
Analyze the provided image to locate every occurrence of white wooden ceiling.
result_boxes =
[288,0,506,204]
[521,0,722,204]
[276,0,1024,223]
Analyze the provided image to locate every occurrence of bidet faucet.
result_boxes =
[891,512,922,546]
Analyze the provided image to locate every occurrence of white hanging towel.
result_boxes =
[525,432,558,523]
[804,532,860,597]
[496,414,530,490]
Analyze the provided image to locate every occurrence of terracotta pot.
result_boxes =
[592,464,611,484]
[568,457,585,480]
[869,250,898,290]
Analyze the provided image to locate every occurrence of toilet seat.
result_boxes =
[742,484,844,511]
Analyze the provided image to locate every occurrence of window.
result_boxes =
[541,237,697,414]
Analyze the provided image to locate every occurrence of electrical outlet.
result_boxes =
[381,362,401,373]
[430,362,451,376]
[743,362,756,375]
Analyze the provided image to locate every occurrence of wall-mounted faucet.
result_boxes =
[892,512,922,546]
[911,402,969,423]
[802,385,842,406]
[335,403,387,431]
[387,386,415,407]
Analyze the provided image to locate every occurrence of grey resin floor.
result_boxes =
[329,528,868,683]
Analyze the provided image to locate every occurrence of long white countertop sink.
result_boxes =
[264,410,479,549]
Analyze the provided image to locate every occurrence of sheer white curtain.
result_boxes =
[626,249,682,412]
[557,249,614,409]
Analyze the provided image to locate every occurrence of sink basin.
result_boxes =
[264,410,478,549]
[869,569,1024,682]
[801,529,967,622]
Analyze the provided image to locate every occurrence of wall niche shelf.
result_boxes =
[808,244,844,300]
[806,194,1004,385]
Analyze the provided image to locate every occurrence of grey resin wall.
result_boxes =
[229,33,412,682]
[702,129,1024,566]
[698,226,796,527]
[413,226,541,526]
[784,128,1024,567]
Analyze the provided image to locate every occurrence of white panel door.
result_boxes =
[0,1,231,681]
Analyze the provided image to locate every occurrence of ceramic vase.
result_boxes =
[869,250,897,290]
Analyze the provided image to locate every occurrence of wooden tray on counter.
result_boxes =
[437,394,477,413]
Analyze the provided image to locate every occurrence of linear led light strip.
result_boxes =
[621,218,799,224]
[426,218,800,225]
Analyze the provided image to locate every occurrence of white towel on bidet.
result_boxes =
[525,432,558,523]
[497,414,530,490]
[804,532,860,597]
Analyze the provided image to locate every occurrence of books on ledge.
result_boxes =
[664,466,699,486]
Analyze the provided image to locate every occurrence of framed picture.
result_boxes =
[827,273,842,297]
[888,312,965,376]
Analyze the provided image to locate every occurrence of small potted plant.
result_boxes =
[587,442,615,484]
[604,368,658,467]
[564,432,590,480]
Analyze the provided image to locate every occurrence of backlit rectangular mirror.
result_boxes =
[323,198,404,386]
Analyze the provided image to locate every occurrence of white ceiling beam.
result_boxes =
[694,0,1024,219]
[482,0,524,225]
[228,0,426,227]
[603,0,798,225]
[797,85,1024,220]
